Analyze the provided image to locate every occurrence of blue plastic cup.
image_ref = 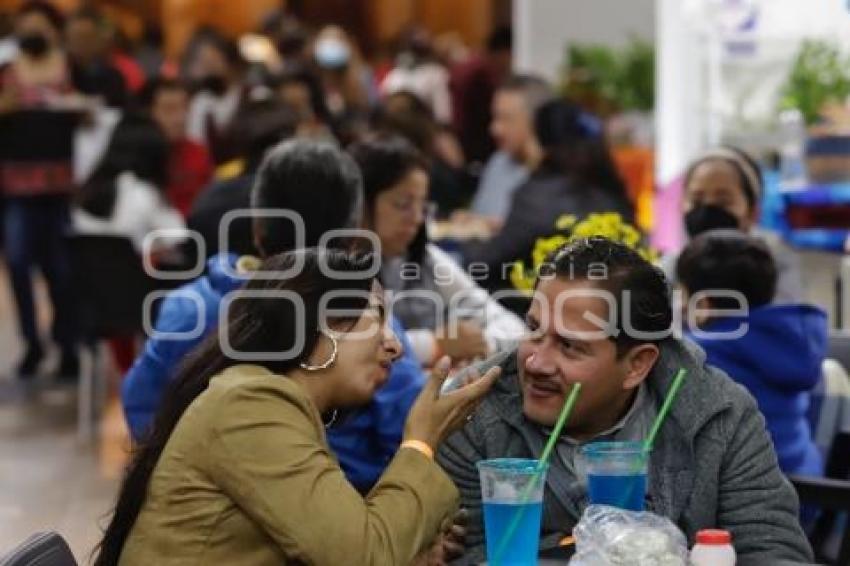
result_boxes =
[477,458,547,565]
[582,441,648,511]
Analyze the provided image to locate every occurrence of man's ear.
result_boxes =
[621,343,660,390]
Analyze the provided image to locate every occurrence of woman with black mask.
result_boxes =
[661,146,803,303]
[183,28,247,164]
[0,1,86,379]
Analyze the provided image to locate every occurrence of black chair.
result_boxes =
[0,532,77,566]
[791,432,850,565]
[68,235,163,341]
[67,235,164,442]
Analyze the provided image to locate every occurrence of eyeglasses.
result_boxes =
[390,198,436,220]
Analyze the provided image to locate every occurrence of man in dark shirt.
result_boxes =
[66,7,126,108]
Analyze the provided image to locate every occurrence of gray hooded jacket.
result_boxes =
[437,338,813,565]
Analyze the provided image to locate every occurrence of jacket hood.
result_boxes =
[691,304,827,392]
[206,252,250,296]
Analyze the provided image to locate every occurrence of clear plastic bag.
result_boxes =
[569,505,689,566]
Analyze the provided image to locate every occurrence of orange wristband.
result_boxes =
[401,439,434,460]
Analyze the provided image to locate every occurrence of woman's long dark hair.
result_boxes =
[534,99,632,217]
[77,113,169,218]
[94,248,376,566]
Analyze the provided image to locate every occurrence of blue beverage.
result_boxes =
[587,472,647,511]
[582,442,649,512]
[483,501,543,565]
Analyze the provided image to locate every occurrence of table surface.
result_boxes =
[477,544,574,564]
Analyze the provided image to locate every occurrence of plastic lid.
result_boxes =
[696,529,732,545]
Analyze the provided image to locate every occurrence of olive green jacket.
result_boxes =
[120,364,458,565]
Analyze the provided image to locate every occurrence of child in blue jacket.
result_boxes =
[678,230,825,477]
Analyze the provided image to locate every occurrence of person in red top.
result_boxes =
[139,76,212,217]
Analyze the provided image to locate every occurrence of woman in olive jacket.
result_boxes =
[94,249,498,566]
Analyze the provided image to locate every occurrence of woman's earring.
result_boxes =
[300,331,339,371]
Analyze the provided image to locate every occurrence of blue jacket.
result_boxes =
[122,253,426,492]
[688,304,826,477]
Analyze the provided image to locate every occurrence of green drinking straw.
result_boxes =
[540,382,583,465]
[644,368,688,450]
[491,383,583,565]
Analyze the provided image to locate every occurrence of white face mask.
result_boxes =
[315,38,350,69]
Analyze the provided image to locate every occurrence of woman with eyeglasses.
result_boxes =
[349,134,526,366]
[95,248,498,566]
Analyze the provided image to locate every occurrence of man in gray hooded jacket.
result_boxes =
[438,237,813,565]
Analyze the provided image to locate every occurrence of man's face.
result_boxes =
[152,88,189,142]
[490,90,532,158]
[517,278,649,433]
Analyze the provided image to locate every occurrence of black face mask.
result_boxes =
[684,204,741,238]
[18,33,49,58]
[197,74,228,97]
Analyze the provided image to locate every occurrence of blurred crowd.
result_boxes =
[1,2,847,565]
[0,1,638,381]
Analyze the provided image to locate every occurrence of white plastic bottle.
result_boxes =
[690,529,736,566]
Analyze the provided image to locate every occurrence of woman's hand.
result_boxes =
[435,321,487,362]
[403,357,499,450]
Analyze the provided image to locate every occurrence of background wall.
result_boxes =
[513,0,655,83]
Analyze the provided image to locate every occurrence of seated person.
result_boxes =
[677,230,826,477]
[438,236,813,564]
[122,139,425,493]
[139,76,213,218]
[467,74,551,226]
[661,146,803,303]
[349,134,526,366]
[97,248,498,565]
[73,113,185,253]
[461,100,633,305]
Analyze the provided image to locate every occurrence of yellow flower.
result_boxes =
[555,214,577,230]
[510,212,657,292]
[531,235,570,269]
[510,261,535,294]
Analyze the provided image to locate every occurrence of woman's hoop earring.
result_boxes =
[323,409,339,429]
[299,331,339,372]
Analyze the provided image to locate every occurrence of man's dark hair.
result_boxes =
[676,230,777,310]
[137,76,186,109]
[251,139,363,257]
[270,66,332,124]
[229,98,297,171]
[539,236,672,357]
